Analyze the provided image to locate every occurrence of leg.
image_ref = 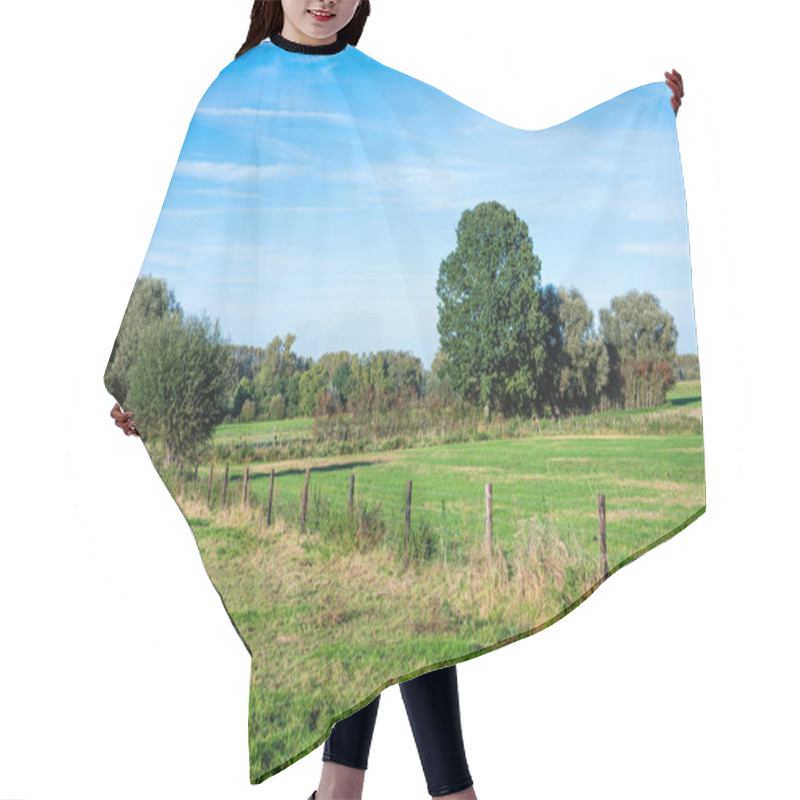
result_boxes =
[400,665,476,799]
[316,694,381,800]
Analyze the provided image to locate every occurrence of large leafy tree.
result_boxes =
[538,283,566,417]
[599,289,677,362]
[125,311,233,462]
[553,286,610,415]
[599,289,677,408]
[104,275,181,404]
[253,333,307,417]
[424,349,456,403]
[232,376,255,418]
[298,361,329,417]
[436,201,548,418]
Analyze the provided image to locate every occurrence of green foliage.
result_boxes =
[619,358,676,408]
[232,376,255,418]
[675,353,700,381]
[599,289,677,362]
[309,388,485,449]
[403,518,436,565]
[299,362,328,417]
[436,201,548,418]
[103,274,181,404]
[537,282,564,416]
[267,393,285,420]
[253,334,309,417]
[317,499,387,553]
[240,399,257,422]
[599,289,678,409]
[113,267,690,460]
[331,360,355,406]
[210,381,701,464]
[551,286,610,416]
[343,350,424,410]
[126,310,233,462]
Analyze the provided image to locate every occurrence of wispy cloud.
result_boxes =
[136,50,695,357]
[186,187,262,198]
[174,160,307,182]
[618,239,689,258]
[196,106,350,123]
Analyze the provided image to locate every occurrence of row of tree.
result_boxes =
[435,201,684,419]
[104,201,697,459]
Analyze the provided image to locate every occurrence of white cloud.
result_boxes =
[618,239,689,258]
[174,160,306,182]
[196,107,350,123]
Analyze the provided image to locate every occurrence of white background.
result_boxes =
[1,1,797,798]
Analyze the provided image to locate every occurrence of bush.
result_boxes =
[240,399,257,422]
[404,518,436,564]
[318,499,387,553]
[267,394,286,420]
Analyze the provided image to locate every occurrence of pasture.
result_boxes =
[154,382,705,781]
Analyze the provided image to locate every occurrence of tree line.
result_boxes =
[104,201,698,460]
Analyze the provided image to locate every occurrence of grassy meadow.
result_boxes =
[155,381,704,782]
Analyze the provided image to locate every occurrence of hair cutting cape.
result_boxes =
[104,33,705,785]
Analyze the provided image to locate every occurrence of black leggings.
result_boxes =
[323,664,473,797]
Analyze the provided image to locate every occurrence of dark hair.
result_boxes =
[235,1,371,59]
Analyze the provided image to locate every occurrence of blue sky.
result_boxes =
[139,41,696,370]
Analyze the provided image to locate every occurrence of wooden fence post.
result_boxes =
[242,466,249,508]
[349,472,355,514]
[485,482,493,563]
[206,464,214,508]
[222,463,229,509]
[404,479,412,571]
[301,468,310,534]
[267,468,275,526]
[598,492,608,580]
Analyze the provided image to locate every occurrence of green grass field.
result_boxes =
[237,432,703,562]
[157,382,705,782]
[211,415,313,443]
